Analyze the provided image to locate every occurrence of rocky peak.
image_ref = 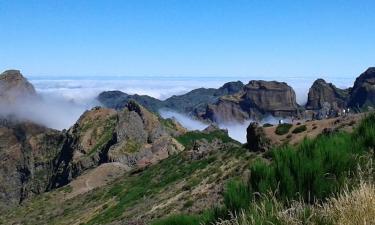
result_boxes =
[0,70,37,103]
[349,67,375,109]
[242,80,298,111]
[202,80,299,123]
[306,78,349,110]
[218,81,244,95]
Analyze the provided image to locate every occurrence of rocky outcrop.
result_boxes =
[0,70,37,104]
[50,101,185,188]
[245,122,271,152]
[306,79,349,110]
[203,81,299,122]
[348,67,375,110]
[97,81,244,117]
[0,119,65,210]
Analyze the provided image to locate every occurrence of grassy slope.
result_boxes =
[1,130,252,225]
[155,114,375,225]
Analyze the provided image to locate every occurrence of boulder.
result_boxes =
[306,79,349,110]
[245,122,271,152]
[348,67,375,110]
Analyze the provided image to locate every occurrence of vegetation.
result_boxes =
[155,114,375,225]
[176,130,235,148]
[275,123,293,135]
[292,124,307,134]
[3,114,375,225]
[262,123,273,128]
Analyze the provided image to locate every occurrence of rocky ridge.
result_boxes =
[203,80,300,122]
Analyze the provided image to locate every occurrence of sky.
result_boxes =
[0,0,374,78]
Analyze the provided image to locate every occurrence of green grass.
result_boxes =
[176,130,235,148]
[292,124,307,134]
[85,153,215,224]
[275,123,293,135]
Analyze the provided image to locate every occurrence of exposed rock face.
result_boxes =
[0,70,37,103]
[245,122,271,152]
[50,101,185,188]
[203,81,299,122]
[348,67,375,110]
[306,79,349,110]
[0,119,65,210]
[97,81,244,116]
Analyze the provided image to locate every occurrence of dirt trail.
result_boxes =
[65,162,130,199]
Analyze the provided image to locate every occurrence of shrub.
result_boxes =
[292,125,307,134]
[151,214,201,225]
[263,123,273,128]
[223,180,252,213]
[275,123,293,135]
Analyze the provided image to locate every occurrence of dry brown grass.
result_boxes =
[214,162,375,225]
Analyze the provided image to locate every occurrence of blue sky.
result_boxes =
[0,0,374,77]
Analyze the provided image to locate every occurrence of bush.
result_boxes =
[263,123,273,128]
[249,131,363,202]
[275,123,293,135]
[292,125,307,134]
[151,214,201,225]
[223,180,252,213]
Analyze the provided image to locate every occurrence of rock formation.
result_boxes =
[306,79,349,110]
[348,67,375,110]
[245,122,271,152]
[0,70,37,104]
[203,80,300,122]
[50,101,185,188]
[0,119,65,210]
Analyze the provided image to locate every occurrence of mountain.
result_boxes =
[0,70,37,104]
[348,67,375,110]
[97,81,245,116]
[50,101,186,189]
[0,119,65,211]
[97,91,163,113]
[306,78,349,110]
[202,80,300,122]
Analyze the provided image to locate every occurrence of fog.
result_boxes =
[159,109,290,143]
[0,76,353,132]
[0,94,97,130]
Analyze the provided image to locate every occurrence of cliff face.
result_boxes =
[0,120,65,210]
[306,79,349,110]
[203,80,299,122]
[349,67,375,109]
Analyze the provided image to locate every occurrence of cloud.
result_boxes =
[1,76,352,132]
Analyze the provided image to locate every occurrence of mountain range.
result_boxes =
[0,68,375,224]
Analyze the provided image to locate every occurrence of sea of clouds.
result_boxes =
[20,75,353,142]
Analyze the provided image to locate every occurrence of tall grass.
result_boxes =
[249,131,359,202]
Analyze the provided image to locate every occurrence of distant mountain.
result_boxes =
[202,80,300,122]
[305,78,349,110]
[97,81,245,117]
